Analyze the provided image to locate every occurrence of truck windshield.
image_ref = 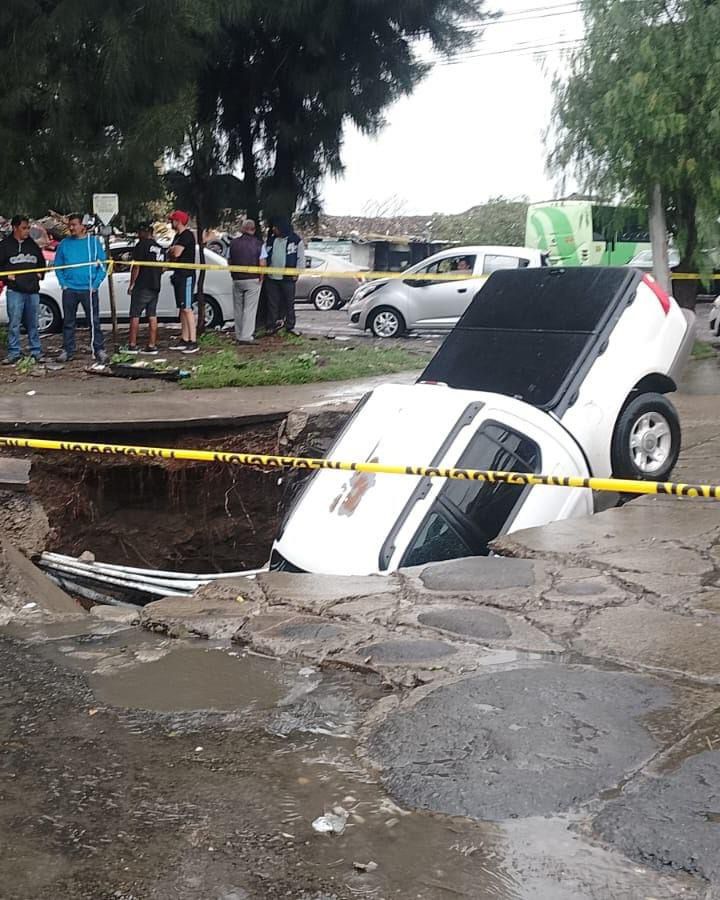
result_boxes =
[400,423,540,568]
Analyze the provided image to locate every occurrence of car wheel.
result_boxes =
[192,295,224,329]
[368,306,406,339]
[311,286,341,311]
[611,392,681,481]
[38,295,62,334]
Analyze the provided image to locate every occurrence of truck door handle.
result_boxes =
[458,288,468,293]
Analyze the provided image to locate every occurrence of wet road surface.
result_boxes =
[0,615,710,899]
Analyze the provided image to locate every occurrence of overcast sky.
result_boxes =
[322,1,584,216]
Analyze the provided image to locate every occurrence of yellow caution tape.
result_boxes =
[0,258,715,284]
[0,435,718,499]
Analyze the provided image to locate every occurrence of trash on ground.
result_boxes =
[352,860,378,872]
[312,810,349,835]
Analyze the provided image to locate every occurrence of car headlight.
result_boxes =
[351,282,383,304]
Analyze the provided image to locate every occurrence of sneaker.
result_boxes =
[236,339,254,346]
[181,341,199,355]
[95,350,109,364]
[56,350,72,363]
[141,345,159,355]
[32,355,46,364]
[1,356,20,366]
[169,339,189,351]
[285,328,302,337]
[121,344,139,354]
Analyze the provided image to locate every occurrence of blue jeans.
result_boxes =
[62,289,105,356]
[6,289,41,359]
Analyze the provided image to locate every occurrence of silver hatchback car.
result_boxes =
[347,245,548,337]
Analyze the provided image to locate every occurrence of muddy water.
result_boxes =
[89,646,284,712]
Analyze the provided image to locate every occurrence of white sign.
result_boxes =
[92,193,119,225]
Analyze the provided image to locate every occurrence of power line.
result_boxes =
[433,38,582,64]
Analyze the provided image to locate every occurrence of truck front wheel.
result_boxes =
[610,392,681,481]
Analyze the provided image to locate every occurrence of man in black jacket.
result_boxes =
[0,216,45,364]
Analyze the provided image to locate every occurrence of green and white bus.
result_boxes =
[525,198,651,267]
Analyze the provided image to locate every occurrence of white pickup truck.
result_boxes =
[272,267,695,576]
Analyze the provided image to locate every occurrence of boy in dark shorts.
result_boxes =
[126,222,164,353]
[166,210,198,354]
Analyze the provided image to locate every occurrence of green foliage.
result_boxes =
[691,340,716,360]
[15,356,35,375]
[199,0,490,221]
[431,197,529,245]
[1,1,488,228]
[184,339,427,389]
[550,0,720,271]
[0,0,213,217]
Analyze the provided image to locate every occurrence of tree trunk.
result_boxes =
[239,116,260,223]
[673,189,699,310]
[196,208,206,336]
[649,183,670,294]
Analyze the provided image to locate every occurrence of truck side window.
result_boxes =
[400,424,540,568]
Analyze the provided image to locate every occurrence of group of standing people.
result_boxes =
[0,210,306,364]
[229,216,304,344]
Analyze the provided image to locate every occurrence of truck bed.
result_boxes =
[420,267,642,413]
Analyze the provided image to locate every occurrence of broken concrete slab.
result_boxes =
[0,457,30,492]
[359,638,458,665]
[539,568,632,609]
[0,531,83,619]
[418,607,512,640]
[573,606,720,681]
[408,604,563,654]
[493,496,720,561]
[366,665,675,821]
[415,556,536,591]
[234,611,372,662]
[257,571,401,615]
[141,580,263,639]
[594,751,720,882]
[401,556,556,612]
[89,604,140,626]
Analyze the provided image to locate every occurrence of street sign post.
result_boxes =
[92,193,119,226]
[93,194,120,343]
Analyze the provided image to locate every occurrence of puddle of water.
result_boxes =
[89,646,285,712]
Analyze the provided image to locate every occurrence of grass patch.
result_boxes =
[183,337,425,389]
[691,340,716,360]
[16,356,36,375]
[199,331,227,349]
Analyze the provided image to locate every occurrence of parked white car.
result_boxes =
[0,243,233,334]
[272,267,695,576]
[346,244,548,337]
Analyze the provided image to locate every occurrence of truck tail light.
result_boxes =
[642,274,671,315]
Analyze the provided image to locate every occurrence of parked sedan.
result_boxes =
[296,250,365,310]
[346,245,548,337]
[0,243,233,334]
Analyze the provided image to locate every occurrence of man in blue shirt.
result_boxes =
[53,214,108,363]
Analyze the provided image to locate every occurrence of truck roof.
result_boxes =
[421,266,642,414]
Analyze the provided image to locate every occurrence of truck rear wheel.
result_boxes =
[611,392,680,481]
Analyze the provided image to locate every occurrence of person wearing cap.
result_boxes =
[263,217,304,336]
[228,219,266,344]
[0,215,46,364]
[125,222,164,354]
[166,210,198,354]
